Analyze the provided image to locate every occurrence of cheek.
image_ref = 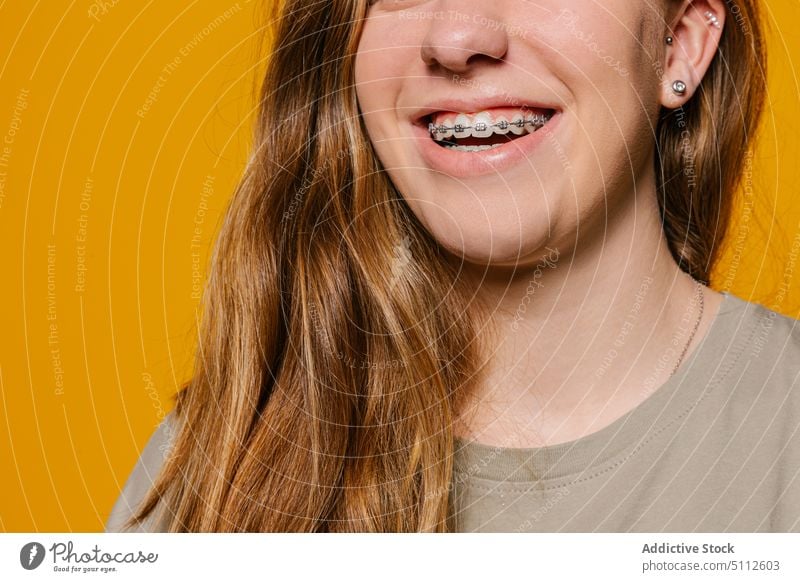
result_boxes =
[354,19,416,118]
[539,5,662,162]
[544,6,653,93]
[355,23,426,181]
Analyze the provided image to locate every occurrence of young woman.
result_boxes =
[106,0,800,532]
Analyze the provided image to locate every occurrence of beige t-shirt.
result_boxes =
[451,291,800,532]
[106,291,800,533]
[104,414,176,533]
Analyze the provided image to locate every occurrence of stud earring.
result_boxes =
[665,35,674,45]
[704,11,721,29]
[672,80,687,95]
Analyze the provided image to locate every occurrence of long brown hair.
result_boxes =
[125,0,767,532]
[657,2,767,283]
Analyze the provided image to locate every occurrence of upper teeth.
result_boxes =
[428,111,553,141]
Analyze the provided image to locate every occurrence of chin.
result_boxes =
[429,223,553,269]
[418,194,554,262]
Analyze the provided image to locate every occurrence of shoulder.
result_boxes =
[714,292,800,417]
[706,293,800,529]
[104,412,178,533]
[723,292,800,370]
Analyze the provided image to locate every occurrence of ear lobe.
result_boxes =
[659,0,726,109]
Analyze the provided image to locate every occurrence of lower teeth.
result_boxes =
[442,143,504,152]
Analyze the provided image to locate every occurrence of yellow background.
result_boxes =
[0,1,798,532]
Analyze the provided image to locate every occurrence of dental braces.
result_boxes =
[428,113,552,137]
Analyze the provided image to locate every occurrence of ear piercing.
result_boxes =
[666,11,720,44]
[705,11,721,29]
[665,14,717,98]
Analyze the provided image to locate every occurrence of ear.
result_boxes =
[660,0,725,109]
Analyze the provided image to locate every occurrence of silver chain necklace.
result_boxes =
[670,280,705,377]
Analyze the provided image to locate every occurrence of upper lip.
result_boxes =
[409,95,559,125]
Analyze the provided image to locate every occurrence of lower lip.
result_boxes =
[411,112,562,179]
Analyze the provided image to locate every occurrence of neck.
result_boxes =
[453,177,722,448]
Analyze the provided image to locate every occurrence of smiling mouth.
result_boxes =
[425,108,556,152]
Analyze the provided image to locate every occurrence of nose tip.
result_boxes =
[420,18,509,75]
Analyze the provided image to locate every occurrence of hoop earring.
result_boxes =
[672,80,687,95]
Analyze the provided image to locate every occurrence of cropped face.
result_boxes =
[354,0,667,267]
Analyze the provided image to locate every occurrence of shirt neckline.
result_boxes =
[452,291,758,486]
